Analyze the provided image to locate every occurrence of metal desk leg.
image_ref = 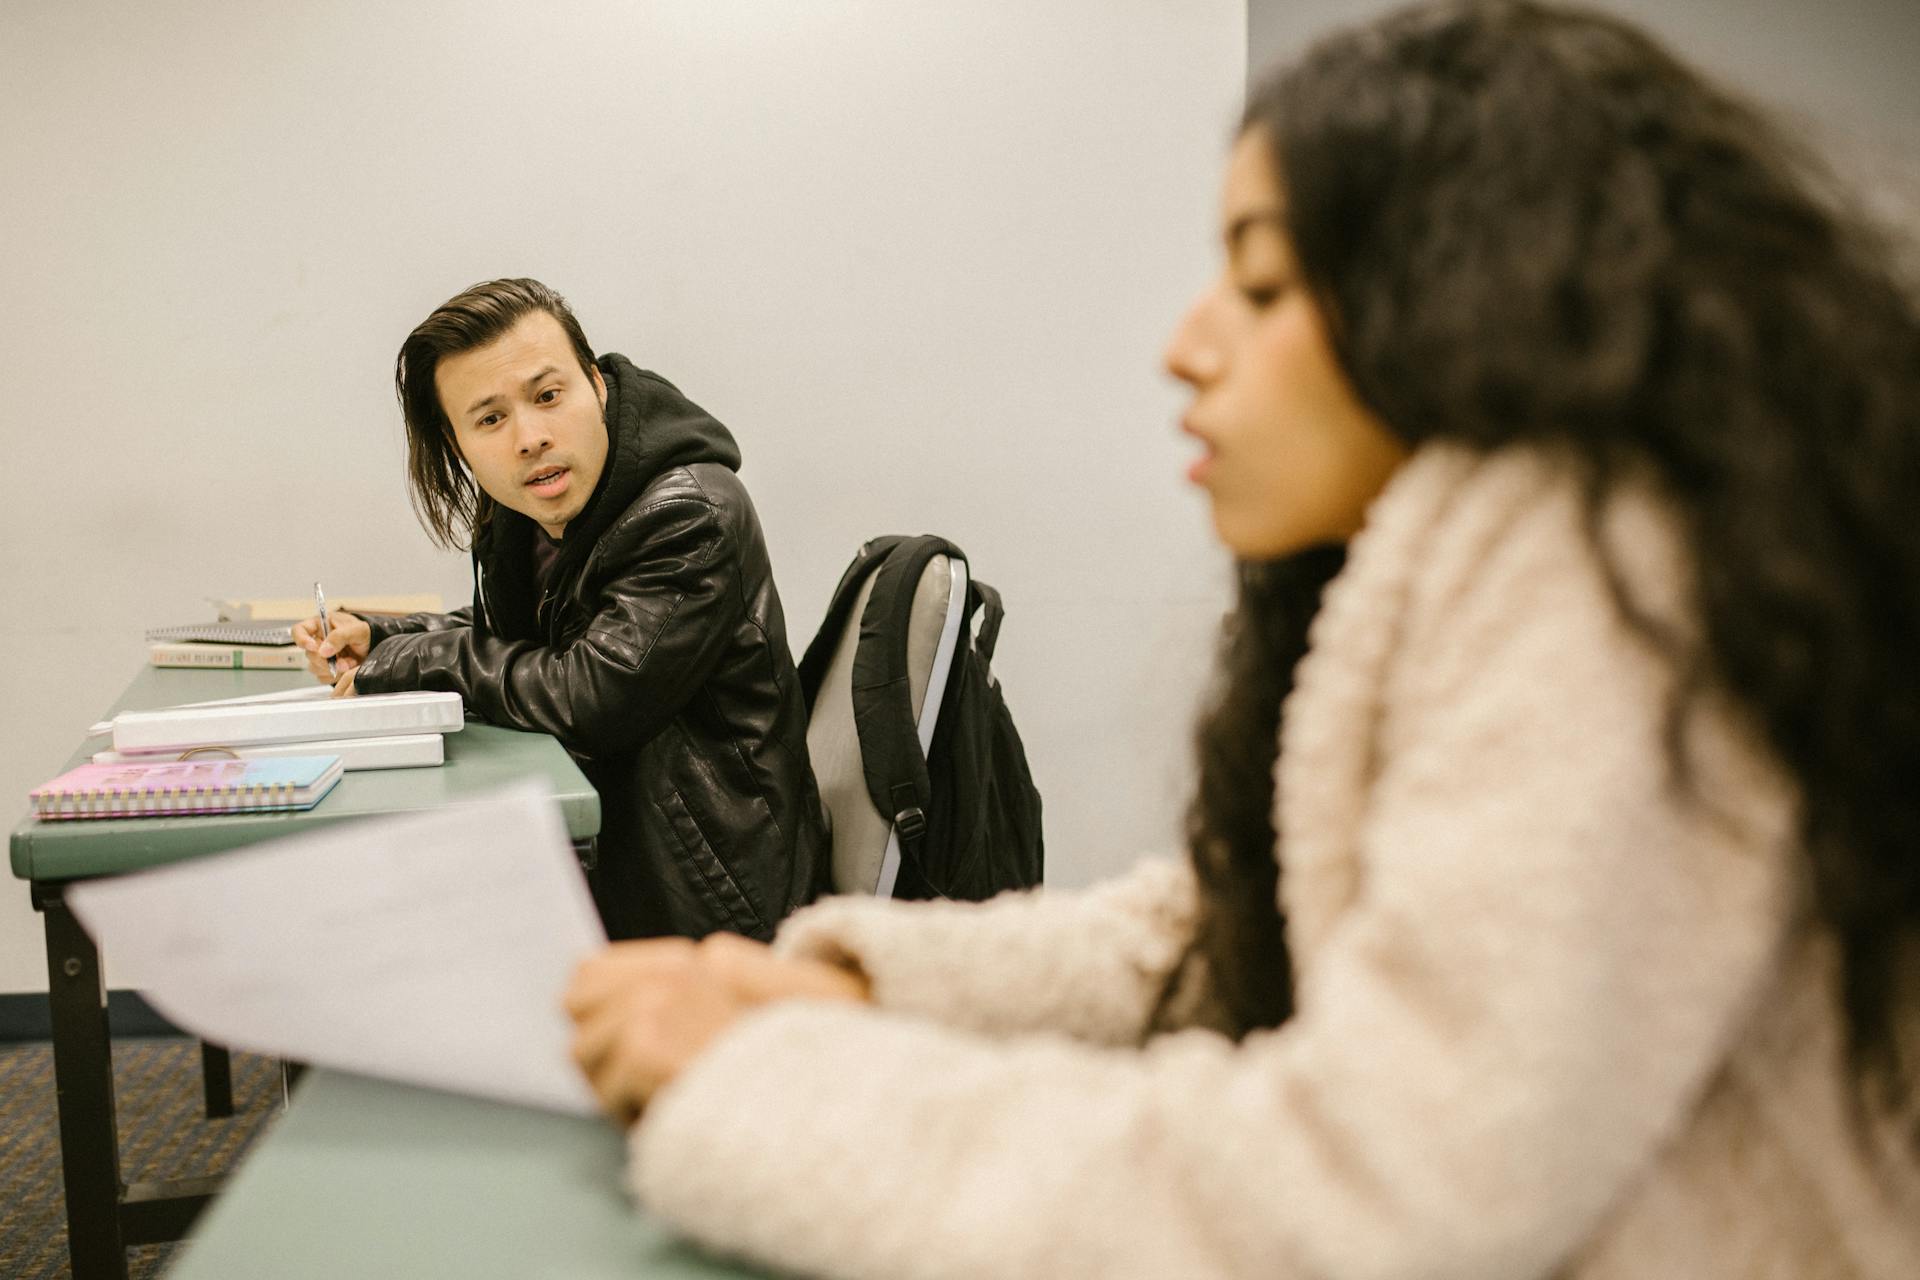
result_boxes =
[35,881,129,1280]
[201,1042,234,1118]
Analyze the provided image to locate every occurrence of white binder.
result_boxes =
[93,732,446,772]
[108,691,465,753]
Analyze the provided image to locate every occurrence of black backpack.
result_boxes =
[798,536,1044,900]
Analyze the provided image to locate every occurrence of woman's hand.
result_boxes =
[565,934,869,1125]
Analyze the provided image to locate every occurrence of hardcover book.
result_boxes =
[150,641,309,671]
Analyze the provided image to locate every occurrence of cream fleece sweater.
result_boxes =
[629,445,1920,1279]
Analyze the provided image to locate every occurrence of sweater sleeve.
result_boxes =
[767,855,1198,1045]
[624,466,1800,1280]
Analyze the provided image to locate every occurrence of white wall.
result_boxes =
[1249,0,1920,222]
[0,1,1248,991]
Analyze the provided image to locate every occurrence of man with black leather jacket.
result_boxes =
[294,278,829,940]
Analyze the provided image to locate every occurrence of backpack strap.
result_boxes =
[848,536,968,865]
[796,535,909,711]
[972,581,1005,663]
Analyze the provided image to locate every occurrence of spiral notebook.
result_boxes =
[144,620,299,646]
[30,756,344,821]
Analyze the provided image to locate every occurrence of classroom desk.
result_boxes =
[8,666,603,1280]
[169,1069,762,1279]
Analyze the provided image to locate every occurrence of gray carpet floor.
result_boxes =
[0,1039,281,1279]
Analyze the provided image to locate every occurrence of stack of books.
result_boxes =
[145,619,307,670]
[87,689,466,774]
[144,593,444,670]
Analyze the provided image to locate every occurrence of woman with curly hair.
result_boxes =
[566,2,1920,1274]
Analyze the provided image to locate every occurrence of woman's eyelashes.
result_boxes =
[1237,279,1289,310]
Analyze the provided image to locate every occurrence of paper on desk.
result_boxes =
[168,685,336,710]
[86,685,334,736]
[67,782,607,1116]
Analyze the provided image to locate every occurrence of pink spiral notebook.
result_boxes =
[29,756,343,821]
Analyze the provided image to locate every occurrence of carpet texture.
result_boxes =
[0,1038,281,1279]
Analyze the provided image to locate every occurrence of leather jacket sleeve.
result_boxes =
[364,606,475,648]
[353,494,741,759]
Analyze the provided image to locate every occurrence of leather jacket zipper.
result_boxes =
[474,553,494,632]
[536,585,557,640]
[537,561,581,646]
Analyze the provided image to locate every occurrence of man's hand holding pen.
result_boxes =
[293,610,372,695]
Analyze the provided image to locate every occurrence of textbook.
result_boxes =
[145,620,299,646]
[108,690,465,754]
[93,733,445,772]
[150,641,309,671]
[30,756,343,821]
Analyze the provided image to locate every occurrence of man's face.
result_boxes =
[436,310,610,540]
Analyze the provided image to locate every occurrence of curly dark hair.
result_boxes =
[1174,0,1920,1105]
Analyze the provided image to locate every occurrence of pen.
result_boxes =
[314,581,337,679]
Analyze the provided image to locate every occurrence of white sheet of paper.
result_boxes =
[87,685,335,736]
[167,685,337,710]
[67,782,608,1115]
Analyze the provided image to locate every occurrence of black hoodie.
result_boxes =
[358,356,828,939]
[472,354,743,640]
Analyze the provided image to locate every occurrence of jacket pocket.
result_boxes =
[653,787,767,938]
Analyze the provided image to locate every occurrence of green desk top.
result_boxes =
[170,1069,761,1279]
[10,667,601,882]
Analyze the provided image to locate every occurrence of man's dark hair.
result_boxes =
[395,277,598,548]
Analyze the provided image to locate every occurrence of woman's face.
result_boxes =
[1165,128,1407,560]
